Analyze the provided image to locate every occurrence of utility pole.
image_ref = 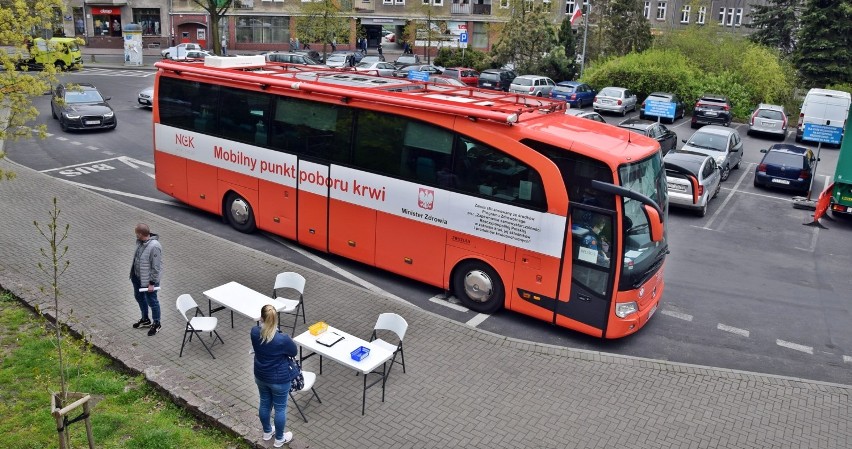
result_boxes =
[580,1,591,78]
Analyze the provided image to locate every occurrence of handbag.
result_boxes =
[289,357,304,391]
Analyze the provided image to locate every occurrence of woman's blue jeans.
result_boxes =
[256,377,290,440]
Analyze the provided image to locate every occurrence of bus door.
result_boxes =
[296,160,329,251]
[555,205,616,331]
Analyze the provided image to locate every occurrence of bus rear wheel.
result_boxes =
[452,260,504,314]
[225,192,256,233]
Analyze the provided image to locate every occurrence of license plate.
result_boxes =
[648,304,658,320]
[771,178,790,185]
[602,99,611,104]
[705,112,718,117]
[667,183,687,192]
[85,120,100,125]
[761,121,775,127]
[482,82,492,87]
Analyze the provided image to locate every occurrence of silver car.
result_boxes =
[355,61,396,76]
[565,109,606,123]
[593,86,638,116]
[137,86,153,108]
[681,125,744,181]
[747,103,788,139]
[664,150,721,217]
[509,75,556,97]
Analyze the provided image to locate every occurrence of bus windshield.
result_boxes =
[618,152,667,289]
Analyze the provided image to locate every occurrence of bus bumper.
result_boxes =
[606,269,665,338]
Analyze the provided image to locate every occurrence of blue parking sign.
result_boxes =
[459,32,468,43]
[803,123,843,145]
[643,100,676,120]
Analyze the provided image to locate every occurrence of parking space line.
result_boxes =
[55,136,68,141]
[428,295,469,312]
[844,355,851,364]
[39,157,121,173]
[465,313,490,327]
[795,225,819,252]
[702,163,754,231]
[717,323,750,337]
[776,339,813,354]
[86,146,99,151]
[59,179,183,206]
[660,309,693,321]
[70,141,82,146]
[720,187,798,202]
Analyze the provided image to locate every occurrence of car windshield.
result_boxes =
[599,88,622,97]
[764,151,805,168]
[648,95,670,102]
[327,55,346,61]
[554,85,576,93]
[756,109,784,120]
[65,90,103,103]
[397,56,417,64]
[687,132,727,151]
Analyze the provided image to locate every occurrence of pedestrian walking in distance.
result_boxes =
[130,223,163,336]
[251,305,299,447]
[377,43,383,57]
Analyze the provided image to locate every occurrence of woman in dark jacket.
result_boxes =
[251,304,298,447]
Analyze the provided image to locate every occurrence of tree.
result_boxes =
[0,0,66,181]
[794,0,852,87]
[490,2,557,74]
[402,3,449,63]
[190,0,237,55]
[599,0,652,57]
[747,0,799,56]
[295,0,350,60]
[556,16,578,80]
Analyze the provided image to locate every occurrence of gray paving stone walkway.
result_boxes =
[1,155,850,448]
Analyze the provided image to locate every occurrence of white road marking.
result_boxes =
[55,136,68,141]
[39,157,121,172]
[844,355,852,364]
[720,187,799,201]
[794,225,819,252]
[717,323,750,337]
[58,179,184,206]
[70,141,82,145]
[428,295,469,312]
[121,156,155,169]
[86,146,99,151]
[660,309,693,321]
[702,162,754,231]
[102,151,115,155]
[465,313,490,327]
[264,233,410,305]
[776,339,813,355]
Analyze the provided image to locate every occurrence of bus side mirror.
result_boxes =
[643,204,664,242]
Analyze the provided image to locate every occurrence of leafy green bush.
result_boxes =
[434,47,491,71]
[826,83,852,96]
[582,49,701,104]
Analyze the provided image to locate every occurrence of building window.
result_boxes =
[697,6,705,24]
[133,8,161,36]
[395,0,405,4]
[718,7,725,25]
[565,0,575,14]
[500,0,509,8]
[735,7,743,26]
[72,7,85,35]
[727,7,735,25]
[643,1,650,19]
[235,16,289,43]
[680,4,690,23]
[656,1,666,20]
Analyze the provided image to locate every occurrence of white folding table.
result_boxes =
[293,325,394,415]
[202,281,299,333]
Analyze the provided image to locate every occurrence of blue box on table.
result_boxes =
[350,346,370,361]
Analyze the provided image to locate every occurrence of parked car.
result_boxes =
[393,54,422,69]
[509,75,556,97]
[664,150,722,216]
[795,88,851,144]
[593,87,638,116]
[161,42,202,59]
[325,52,362,68]
[355,61,396,76]
[753,143,817,193]
[691,94,733,128]
[176,50,212,61]
[639,92,686,123]
[565,109,606,123]
[551,81,596,108]
[477,68,517,92]
[137,86,154,108]
[382,29,396,43]
[747,103,788,139]
[618,119,678,155]
[681,125,743,181]
[266,52,325,66]
[50,82,117,131]
[440,67,479,87]
[360,55,386,63]
[392,64,442,78]
[428,75,468,86]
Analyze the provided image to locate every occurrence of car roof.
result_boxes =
[648,92,673,98]
[700,93,729,101]
[557,81,583,87]
[756,103,785,111]
[599,86,627,93]
[693,125,736,136]
[767,143,810,155]
[664,151,710,176]
[565,109,593,117]
[62,82,96,89]
[618,119,654,130]
[666,150,711,162]
[514,75,547,80]
[482,68,512,73]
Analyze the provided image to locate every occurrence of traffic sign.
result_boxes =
[407,71,430,82]
[643,100,676,120]
[803,123,843,145]
[459,32,468,43]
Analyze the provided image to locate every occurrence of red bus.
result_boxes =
[152,56,668,338]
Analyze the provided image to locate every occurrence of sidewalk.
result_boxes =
[1,157,850,445]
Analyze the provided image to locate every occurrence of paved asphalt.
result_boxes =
[0,49,850,448]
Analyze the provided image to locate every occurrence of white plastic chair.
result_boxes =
[289,371,322,423]
[177,294,224,359]
[272,272,307,336]
[370,313,408,377]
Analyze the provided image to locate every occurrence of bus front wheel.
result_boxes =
[225,192,256,233]
[452,260,504,314]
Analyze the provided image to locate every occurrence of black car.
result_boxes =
[617,119,678,155]
[753,143,817,193]
[477,68,517,92]
[50,83,116,132]
[639,92,685,124]
[393,54,422,69]
[692,94,733,128]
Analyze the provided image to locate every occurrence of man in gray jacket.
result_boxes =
[130,223,163,335]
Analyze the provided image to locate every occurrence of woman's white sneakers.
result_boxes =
[262,425,275,441]
[274,431,294,447]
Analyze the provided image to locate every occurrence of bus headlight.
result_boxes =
[615,301,638,318]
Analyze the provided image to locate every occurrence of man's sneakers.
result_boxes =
[273,432,293,447]
[132,318,151,329]
[147,322,161,336]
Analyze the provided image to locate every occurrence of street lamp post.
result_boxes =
[579,1,591,79]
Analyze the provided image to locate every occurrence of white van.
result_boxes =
[795,88,851,144]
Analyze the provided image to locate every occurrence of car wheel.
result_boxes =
[639,112,645,120]
[54,61,66,71]
[620,108,626,117]
[721,165,730,181]
[697,201,708,217]
[724,120,730,127]
[734,160,740,169]
[679,109,685,119]
[795,135,802,143]
[225,192,257,233]
[746,129,752,136]
[59,117,68,132]
[452,260,504,314]
[51,107,57,120]
[714,182,721,198]
[691,123,698,129]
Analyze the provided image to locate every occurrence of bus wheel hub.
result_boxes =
[230,198,250,224]
[464,270,492,303]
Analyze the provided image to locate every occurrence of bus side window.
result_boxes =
[353,110,407,177]
[271,98,352,162]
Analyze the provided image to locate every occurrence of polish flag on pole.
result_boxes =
[570,7,583,25]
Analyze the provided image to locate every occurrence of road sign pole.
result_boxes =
[807,141,822,202]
